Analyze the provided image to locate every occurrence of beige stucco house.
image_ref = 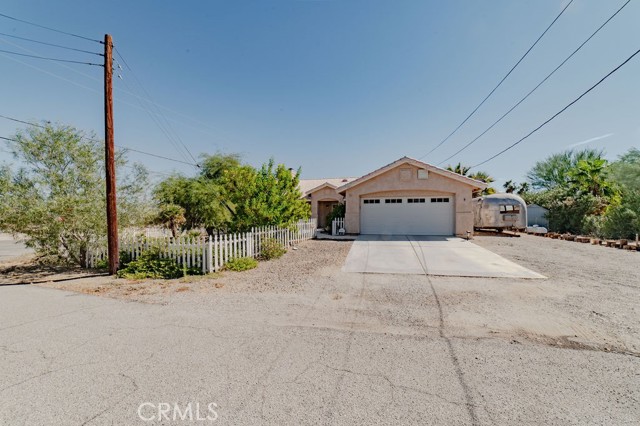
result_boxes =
[300,157,486,236]
[299,177,358,228]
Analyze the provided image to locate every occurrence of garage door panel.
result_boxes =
[360,197,454,235]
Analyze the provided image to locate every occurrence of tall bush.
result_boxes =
[0,123,151,266]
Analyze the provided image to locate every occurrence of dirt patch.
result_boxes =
[30,240,352,302]
[445,234,640,354]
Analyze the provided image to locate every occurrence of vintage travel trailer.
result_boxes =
[473,193,528,231]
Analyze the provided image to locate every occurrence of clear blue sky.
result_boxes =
[1,0,639,188]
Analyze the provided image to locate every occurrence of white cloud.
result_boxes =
[566,133,614,149]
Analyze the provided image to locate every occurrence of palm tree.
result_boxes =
[469,171,496,196]
[568,158,617,198]
[516,182,530,195]
[503,180,516,193]
[445,163,496,196]
[445,162,471,176]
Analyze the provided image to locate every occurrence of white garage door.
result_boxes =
[360,196,454,235]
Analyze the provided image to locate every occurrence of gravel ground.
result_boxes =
[470,234,640,355]
[2,234,638,424]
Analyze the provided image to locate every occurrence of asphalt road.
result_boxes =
[0,233,32,263]
[1,266,638,425]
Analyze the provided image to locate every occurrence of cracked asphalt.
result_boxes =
[1,236,639,425]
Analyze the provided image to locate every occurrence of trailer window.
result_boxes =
[499,205,520,214]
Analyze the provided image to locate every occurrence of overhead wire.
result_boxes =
[470,46,640,170]
[419,0,574,159]
[0,48,102,66]
[0,43,216,160]
[0,114,199,167]
[437,0,632,166]
[0,32,103,56]
[0,34,228,150]
[0,12,102,44]
[113,46,200,166]
[114,66,196,167]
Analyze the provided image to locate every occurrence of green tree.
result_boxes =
[0,123,150,266]
[445,162,471,176]
[516,182,530,195]
[153,203,186,237]
[568,158,618,200]
[445,163,496,196]
[199,153,242,180]
[469,171,496,196]
[609,148,640,190]
[154,175,233,235]
[503,180,516,193]
[221,159,310,232]
[526,148,603,190]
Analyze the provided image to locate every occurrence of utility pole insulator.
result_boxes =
[104,34,119,275]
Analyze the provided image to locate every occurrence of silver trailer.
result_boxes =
[473,193,528,231]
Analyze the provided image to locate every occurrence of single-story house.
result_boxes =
[299,157,487,237]
[299,177,358,228]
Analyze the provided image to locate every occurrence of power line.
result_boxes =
[438,0,632,166]
[0,12,102,44]
[0,137,176,177]
[115,69,195,166]
[420,0,574,160]
[0,114,199,167]
[0,48,102,66]
[0,34,229,148]
[470,46,640,170]
[0,31,103,56]
[114,46,200,166]
[115,146,198,167]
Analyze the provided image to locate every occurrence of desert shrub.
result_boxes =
[225,257,258,271]
[600,190,640,239]
[601,207,638,239]
[259,237,286,260]
[93,251,131,270]
[187,229,203,239]
[546,194,601,234]
[325,203,346,230]
[117,247,200,279]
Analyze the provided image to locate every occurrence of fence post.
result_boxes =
[207,236,213,273]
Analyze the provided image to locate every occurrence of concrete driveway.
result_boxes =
[343,235,545,278]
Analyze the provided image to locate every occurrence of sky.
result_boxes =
[1,0,639,189]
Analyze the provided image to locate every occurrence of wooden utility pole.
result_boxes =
[104,34,119,275]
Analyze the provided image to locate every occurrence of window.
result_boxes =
[363,199,380,204]
[417,169,428,180]
[408,198,426,203]
[430,198,450,203]
[384,198,403,204]
[500,204,520,214]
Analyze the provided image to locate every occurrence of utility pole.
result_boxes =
[104,34,118,275]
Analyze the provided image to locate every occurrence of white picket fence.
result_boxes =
[331,217,345,235]
[86,219,317,273]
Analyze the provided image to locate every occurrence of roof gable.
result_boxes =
[337,156,488,193]
[306,182,338,194]
[299,177,358,196]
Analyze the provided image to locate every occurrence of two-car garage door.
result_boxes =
[360,196,454,235]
